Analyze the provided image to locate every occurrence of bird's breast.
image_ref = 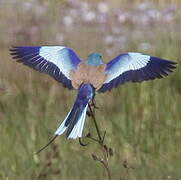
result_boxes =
[70,63,107,90]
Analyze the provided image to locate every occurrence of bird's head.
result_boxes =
[85,53,103,66]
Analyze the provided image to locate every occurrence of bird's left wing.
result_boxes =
[10,46,81,89]
[98,52,177,93]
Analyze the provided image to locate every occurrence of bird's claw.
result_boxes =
[86,111,91,117]
[90,100,99,109]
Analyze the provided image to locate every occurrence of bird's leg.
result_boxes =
[86,111,91,117]
[86,98,95,117]
[90,98,99,109]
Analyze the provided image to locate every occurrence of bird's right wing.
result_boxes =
[10,46,81,89]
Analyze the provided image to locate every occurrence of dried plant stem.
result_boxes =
[88,100,112,180]
[88,103,102,142]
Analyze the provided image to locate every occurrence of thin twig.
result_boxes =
[88,103,102,142]
[88,100,112,180]
[86,135,100,143]
[79,138,89,146]
[35,135,58,154]
[101,160,112,180]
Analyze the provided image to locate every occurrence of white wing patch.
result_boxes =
[105,52,150,83]
[39,46,72,79]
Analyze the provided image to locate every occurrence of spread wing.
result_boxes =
[98,52,177,93]
[10,46,81,89]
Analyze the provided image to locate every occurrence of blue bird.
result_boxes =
[10,46,177,140]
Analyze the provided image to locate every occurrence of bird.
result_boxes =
[10,46,177,141]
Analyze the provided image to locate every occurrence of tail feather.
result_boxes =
[65,105,79,126]
[54,110,71,136]
[54,84,94,139]
[65,105,83,138]
[67,104,88,138]
[79,105,88,135]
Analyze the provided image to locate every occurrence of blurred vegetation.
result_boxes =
[0,0,180,179]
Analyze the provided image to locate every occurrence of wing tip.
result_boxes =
[9,46,18,52]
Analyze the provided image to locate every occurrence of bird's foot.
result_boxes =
[86,111,91,117]
[90,99,99,109]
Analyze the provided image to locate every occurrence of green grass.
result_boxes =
[0,0,181,179]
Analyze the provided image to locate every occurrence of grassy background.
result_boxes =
[0,0,180,179]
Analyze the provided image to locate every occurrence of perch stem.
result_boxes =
[88,100,112,180]
[88,103,102,143]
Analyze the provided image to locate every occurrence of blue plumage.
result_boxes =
[10,46,81,89]
[9,46,177,140]
[85,53,103,66]
[55,84,94,139]
[98,53,177,93]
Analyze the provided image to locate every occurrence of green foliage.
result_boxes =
[0,0,180,179]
